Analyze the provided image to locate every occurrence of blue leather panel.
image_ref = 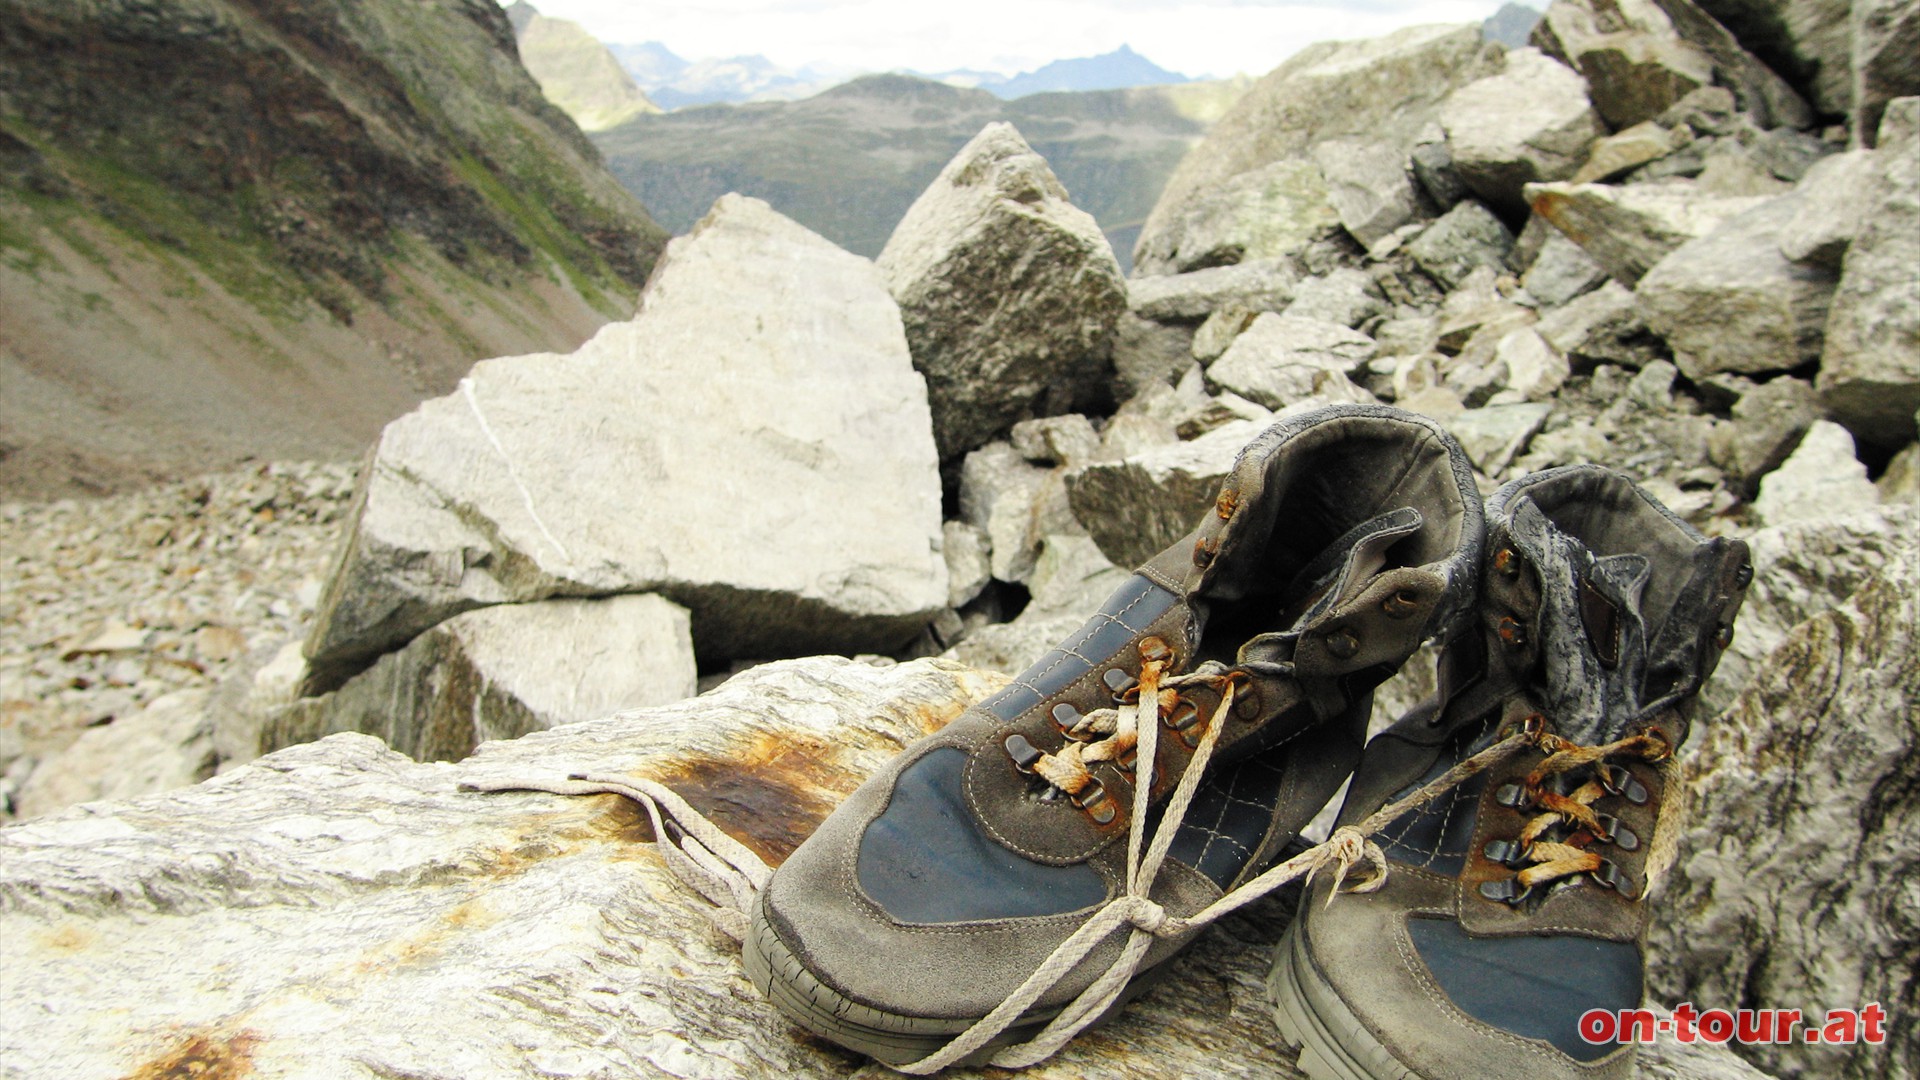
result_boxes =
[857,749,1108,924]
[984,575,1177,723]
[1408,917,1644,1061]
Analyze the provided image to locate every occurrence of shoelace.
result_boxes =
[1479,719,1676,905]
[465,710,1658,1073]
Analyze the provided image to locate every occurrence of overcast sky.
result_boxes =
[524,0,1531,80]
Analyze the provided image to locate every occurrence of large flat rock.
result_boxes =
[1439,47,1605,216]
[1526,180,1772,284]
[301,195,947,688]
[879,122,1128,462]
[0,652,1777,1079]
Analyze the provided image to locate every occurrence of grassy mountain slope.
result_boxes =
[0,0,669,498]
[592,73,1250,267]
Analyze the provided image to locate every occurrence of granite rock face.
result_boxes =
[879,122,1129,462]
[262,595,697,764]
[300,195,947,688]
[1650,544,1919,1080]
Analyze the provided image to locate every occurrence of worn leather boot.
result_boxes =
[1270,465,1752,1080]
[743,405,1485,1069]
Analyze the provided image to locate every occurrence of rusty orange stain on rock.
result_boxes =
[37,924,96,953]
[643,729,856,868]
[123,1028,260,1080]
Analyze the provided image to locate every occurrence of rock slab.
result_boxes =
[301,194,947,688]
[266,595,697,764]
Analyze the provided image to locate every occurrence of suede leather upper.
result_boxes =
[1289,466,1752,1078]
[751,405,1488,1047]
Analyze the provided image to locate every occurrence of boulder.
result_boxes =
[1636,195,1838,379]
[1699,504,1918,715]
[1140,160,1343,276]
[1136,23,1494,274]
[299,196,946,687]
[1443,402,1555,475]
[1522,226,1611,304]
[1533,0,1714,128]
[1751,420,1881,527]
[12,689,215,821]
[958,441,1065,586]
[942,521,992,609]
[1065,421,1261,569]
[1410,122,1472,209]
[1405,201,1517,289]
[266,595,697,764]
[1571,121,1697,184]
[879,122,1129,462]
[1111,314,1198,399]
[1311,137,1426,251]
[297,195,944,680]
[1192,306,1262,364]
[1526,180,1773,283]
[1852,0,1920,148]
[1537,281,1667,367]
[1777,149,1877,268]
[1127,258,1297,322]
[1534,0,1813,130]
[1690,0,1851,116]
[1010,415,1102,468]
[1439,48,1606,215]
[1282,268,1389,329]
[1494,326,1571,400]
[1705,375,1819,490]
[1818,99,1920,447]
[1206,315,1379,410]
[1648,545,1919,1080]
[945,534,1129,676]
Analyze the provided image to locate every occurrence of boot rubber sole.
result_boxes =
[1269,918,1423,1080]
[744,892,1171,1068]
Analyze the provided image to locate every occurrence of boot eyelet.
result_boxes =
[1589,860,1640,900]
[1484,839,1529,868]
[1326,628,1360,659]
[1494,547,1520,578]
[1072,780,1117,825]
[1734,561,1754,589]
[1103,667,1138,700]
[1139,636,1172,663]
[1004,734,1043,773]
[1494,782,1532,809]
[1480,877,1532,905]
[1592,814,1640,851]
[1497,615,1527,648]
[1597,765,1650,804]
[1382,590,1422,619]
[1051,703,1086,737]
[1713,623,1734,650]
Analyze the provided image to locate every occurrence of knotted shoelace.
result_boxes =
[466,701,1666,1073]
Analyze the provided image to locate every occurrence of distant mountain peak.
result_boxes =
[992,47,1191,99]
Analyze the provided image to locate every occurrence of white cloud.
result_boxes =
[525,0,1510,79]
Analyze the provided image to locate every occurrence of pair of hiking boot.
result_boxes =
[746,404,1751,1078]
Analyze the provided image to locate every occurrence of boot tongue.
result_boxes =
[1238,507,1424,666]
[1530,522,1654,745]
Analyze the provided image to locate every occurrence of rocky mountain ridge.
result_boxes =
[0,0,668,500]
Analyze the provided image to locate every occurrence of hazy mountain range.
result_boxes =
[606,41,1195,110]
[591,73,1250,271]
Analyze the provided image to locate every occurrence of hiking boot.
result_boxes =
[742,404,1484,1069]
[1270,465,1752,1080]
